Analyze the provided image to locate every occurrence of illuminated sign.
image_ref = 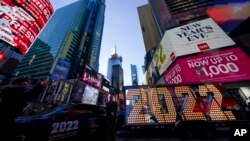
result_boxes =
[207,1,250,33]
[71,81,86,103]
[101,76,110,93]
[50,59,71,80]
[82,65,102,89]
[163,47,250,84]
[0,0,53,55]
[81,84,99,105]
[153,18,236,75]
[125,84,236,125]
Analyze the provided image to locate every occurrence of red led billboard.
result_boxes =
[207,1,250,33]
[0,0,53,55]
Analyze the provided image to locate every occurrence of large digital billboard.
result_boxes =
[0,0,53,55]
[163,47,250,84]
[153,18,236,76]
[207,0,250,33]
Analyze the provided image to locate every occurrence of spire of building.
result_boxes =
[115,43,117,54]
[111,42,118,56]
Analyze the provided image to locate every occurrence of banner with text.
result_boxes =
[154,18,236,76]
[163,47,250,84]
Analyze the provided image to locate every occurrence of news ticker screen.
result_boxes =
[0,0,53,54]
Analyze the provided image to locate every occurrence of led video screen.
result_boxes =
[81,84,99,105]
[0,0,53,54]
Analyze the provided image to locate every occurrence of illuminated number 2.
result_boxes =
[127,89,148,124]
[175,86,206,120]
[199,85,235,121]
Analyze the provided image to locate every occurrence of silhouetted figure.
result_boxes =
[106,95,118,141]
[0,77,47,140]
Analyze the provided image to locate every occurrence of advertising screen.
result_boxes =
[163,47,250,84]
[82,65,102,89]
[101,76,110,93]
[207,0,250,33]
[71,81,86,103]
[40,81,60,103]
[81,84,99,105]
[0,0,53,55]
[125,84,238,125]
[50,59,71,80]
[54,81,74,104]
[147,61,160,85]
[153,18,236,76]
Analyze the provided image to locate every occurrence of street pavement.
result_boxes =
[114,129,230,141]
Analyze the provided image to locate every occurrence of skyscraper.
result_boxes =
[112,64,123,91]
[137,4,160,54]
[107,47,123,91]
[137,4,161,71]
[130,64,138,86]
[13,0,105,80]
[88,1,105,71]
[107,47,122,80]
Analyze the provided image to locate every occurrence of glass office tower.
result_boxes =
[107,47,122,82]
[112,64,124,91]
[88,1,105,71]
[130,64,138,86]
[14,0,105,80]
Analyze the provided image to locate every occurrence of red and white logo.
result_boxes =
[170,52,175,61]
[198,43,210,51]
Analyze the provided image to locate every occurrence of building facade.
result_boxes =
[148,0,212,37]
[137,4,160,54]
[13,0,105,80]
[88,1,105,71]
[111,65,123,92]
[137,4,161,71]
[130,64,138,86]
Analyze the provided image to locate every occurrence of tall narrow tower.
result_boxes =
[107,46,123,91]
[131,64,138,85]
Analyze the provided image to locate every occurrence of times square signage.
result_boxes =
[176,22,214,43]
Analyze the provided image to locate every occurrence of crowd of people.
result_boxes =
[0,76,120,141]
[0,76,48,140]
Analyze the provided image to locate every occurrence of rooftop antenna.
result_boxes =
[115,41,117,54]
